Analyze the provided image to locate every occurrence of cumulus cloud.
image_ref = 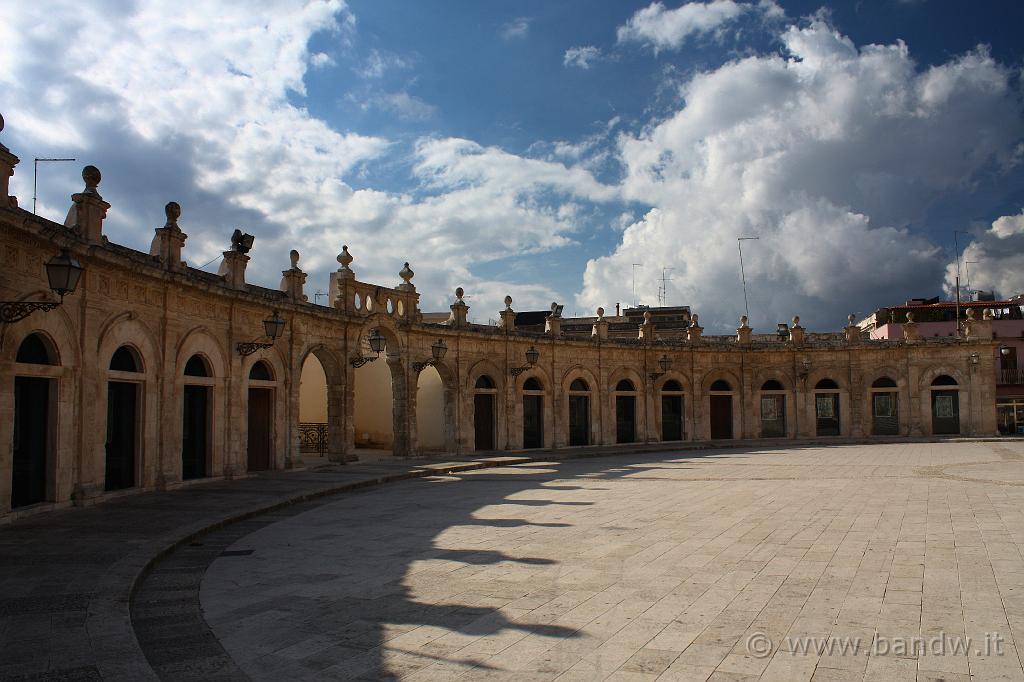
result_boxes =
[501,17,531,41]
[353,91,437,120]
[617,0,756,51]
[357,48,411,79]
[581,18,1024,330]
[564,46,601,69]
[944,211,1024,299]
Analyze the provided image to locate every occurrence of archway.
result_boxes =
[247,360,275,471]
[473,374,497,451]
[522,377,545,449]
[12,333,58,508]
[106,345,142,491]
[299,352,329,459]
[415,366,445,454]
[351,327,399,457]
[870,376,899,435]
[660,379,685,441]
[814,378,841,436]
[709,379,734,440]
[614,378,637,443]
[568,378,591,446]
[930,375,960,435]
[182,354,212,480]
[759,379,786,438]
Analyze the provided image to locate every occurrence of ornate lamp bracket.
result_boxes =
[0,300,59,324]
[237,341,274,357]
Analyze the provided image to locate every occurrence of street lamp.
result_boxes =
[510,346,540,376]
[412,338,449,372]
[351,328,386,367]
[649,353,673,381]
[1,248,84,324]
[237,311,286,356]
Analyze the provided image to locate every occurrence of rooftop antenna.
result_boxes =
[632,263,643,308]
[737,236,759,322]
[33,157,76,215]
[657,267,674,306]
[953,231,970,337]
[965,260,978,295]
[314,290,327,306]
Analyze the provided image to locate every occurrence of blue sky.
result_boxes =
[3,0,1023,330]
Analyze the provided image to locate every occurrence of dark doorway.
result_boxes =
[569,395,590,446]
[522,395,543,448]
[661,395,683,441]
[932,390,960,434]
[105,381,137,490]
[760,395,786,438]
[12,377,50,507]
[182,385,209,480]
[247,388,273,471]
[710,394,732,439]
[474,394,495,450]
[815,394,840,436]
[616,395,636,443]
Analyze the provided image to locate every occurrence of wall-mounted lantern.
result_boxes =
[510,345,539,376]
[1,248,84,324]
[649,354,673,381]
[237,311,286,356]
[350,328,386,367]
[412,338,448,372]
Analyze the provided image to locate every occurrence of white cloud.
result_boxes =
[357,48,411,79]
[354,91,437,120]
[581,19,1024,330]
[617,0,753,51]
[310,52,334,68]
[501,17,531,41]
[564,46,601,69]
[944,211,1024,299]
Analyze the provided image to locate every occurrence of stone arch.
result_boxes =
[700,368,742,394]
[918,365,967,392]
[653,370,692,395]
[412,357,459,455]
[173,326,228,482]
[918,365,968,436]
[807,366,846,437]
[863,365,907,437]
[514,362,553,450]
[560,365,600,447]
[466,358,505,392]
[606,366,645,445]
[297,342,345,462]
[175,326,228,378]
[1,302,79,368]
[699,368,742,441]
[348,316,408,456]
[654,370,691,443]
[752,368,792,439]
[466,357,505,451]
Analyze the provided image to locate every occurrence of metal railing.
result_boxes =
[298,422,328,456]
[999,368,1024,385]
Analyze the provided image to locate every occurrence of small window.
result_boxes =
[570,378,589,391]
[109,346,140,372]
[184,354,210,377]
[523,377,543,391]
[761,379,783,391]
[249,361,273,381]
[16,333,55,365]
[815,378,839,390]
[475,375,495,389]
[932,375,957,386]
[615,379,635,391]
[662,380,683,392]
[710,379,731,392]
[872,377,897,388]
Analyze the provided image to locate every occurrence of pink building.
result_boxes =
[859,295,1024,435]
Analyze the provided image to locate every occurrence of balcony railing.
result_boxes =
[298,422,328,456]
[999,368,1024,385]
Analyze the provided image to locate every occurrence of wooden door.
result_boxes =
[182,385,208,480]
[872,392,899,435]
[815,394,840,436]
[569,395,590,446]
[710,395,732,439]
[12,377,49,507]
[522,395,543,449]
[931,390,960,435]
[661,395,683,441]
[616,396,636,443]
[473,394,495,450]
[247,388,273,471]
[105,381,137,490]
[760,395,785,438]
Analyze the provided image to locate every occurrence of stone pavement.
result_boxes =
[198,441,1024,681]
[0,452,539,681]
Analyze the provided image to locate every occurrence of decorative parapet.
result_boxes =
[963,307,993,341]
[329,245,420,322]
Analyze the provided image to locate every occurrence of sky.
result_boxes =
[2,0,1023,331]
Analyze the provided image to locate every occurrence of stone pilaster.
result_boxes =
[330,246,355,311]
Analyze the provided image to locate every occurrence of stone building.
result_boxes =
[0,117,999,520]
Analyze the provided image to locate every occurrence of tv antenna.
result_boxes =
[33,157,77,215]
[314,290,327,306]
[657,267,674,306]
[632,263,643,308]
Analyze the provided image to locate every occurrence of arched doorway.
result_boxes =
[182,354,212,480]
[12,333,57,508]
[759,379,786,438]
[522,377,544,449]
[931,375,960,434]
[247,360,275,471]
[661,379,684,441]
[615,379,637,443]
[415,366,445,454]
[106,345,142,491]
[298,352,329,459]
[352,329,395,454]
[473,375,497,451]
[568,378,591,446]
[709,379,733,440]
[814,378,841,436]
[871,377,899,435]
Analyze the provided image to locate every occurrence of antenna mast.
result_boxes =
[657,267,674,306]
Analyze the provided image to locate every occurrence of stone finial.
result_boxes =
[847,313,856,325]
[792,315,800,327]
[165,201,181,226]
[739,314,749,328]
[690,313,699,327]
[448,286,469,328]
[644,310,652,323]
[499,295,515,332]
[0,112,19,207]
[337,245,353,270]
[546,302,564,336]
[639,310,655,341]
[844,313,860,343]
[504,295,513,310]
[82,165,101,195]
[903,310,920,342]
[596,306,605,320]
[905,311,914,324]
[289,249,300,269]
[0,111,7,152]
[736,315,752,344]
[280,249,307,302]
[983,308,993,320]
[789,315,806,345]
[455,286,464,302]
[399,261,414,284]
[965,307,976,320]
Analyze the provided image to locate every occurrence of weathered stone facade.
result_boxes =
[0,119,998,519]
